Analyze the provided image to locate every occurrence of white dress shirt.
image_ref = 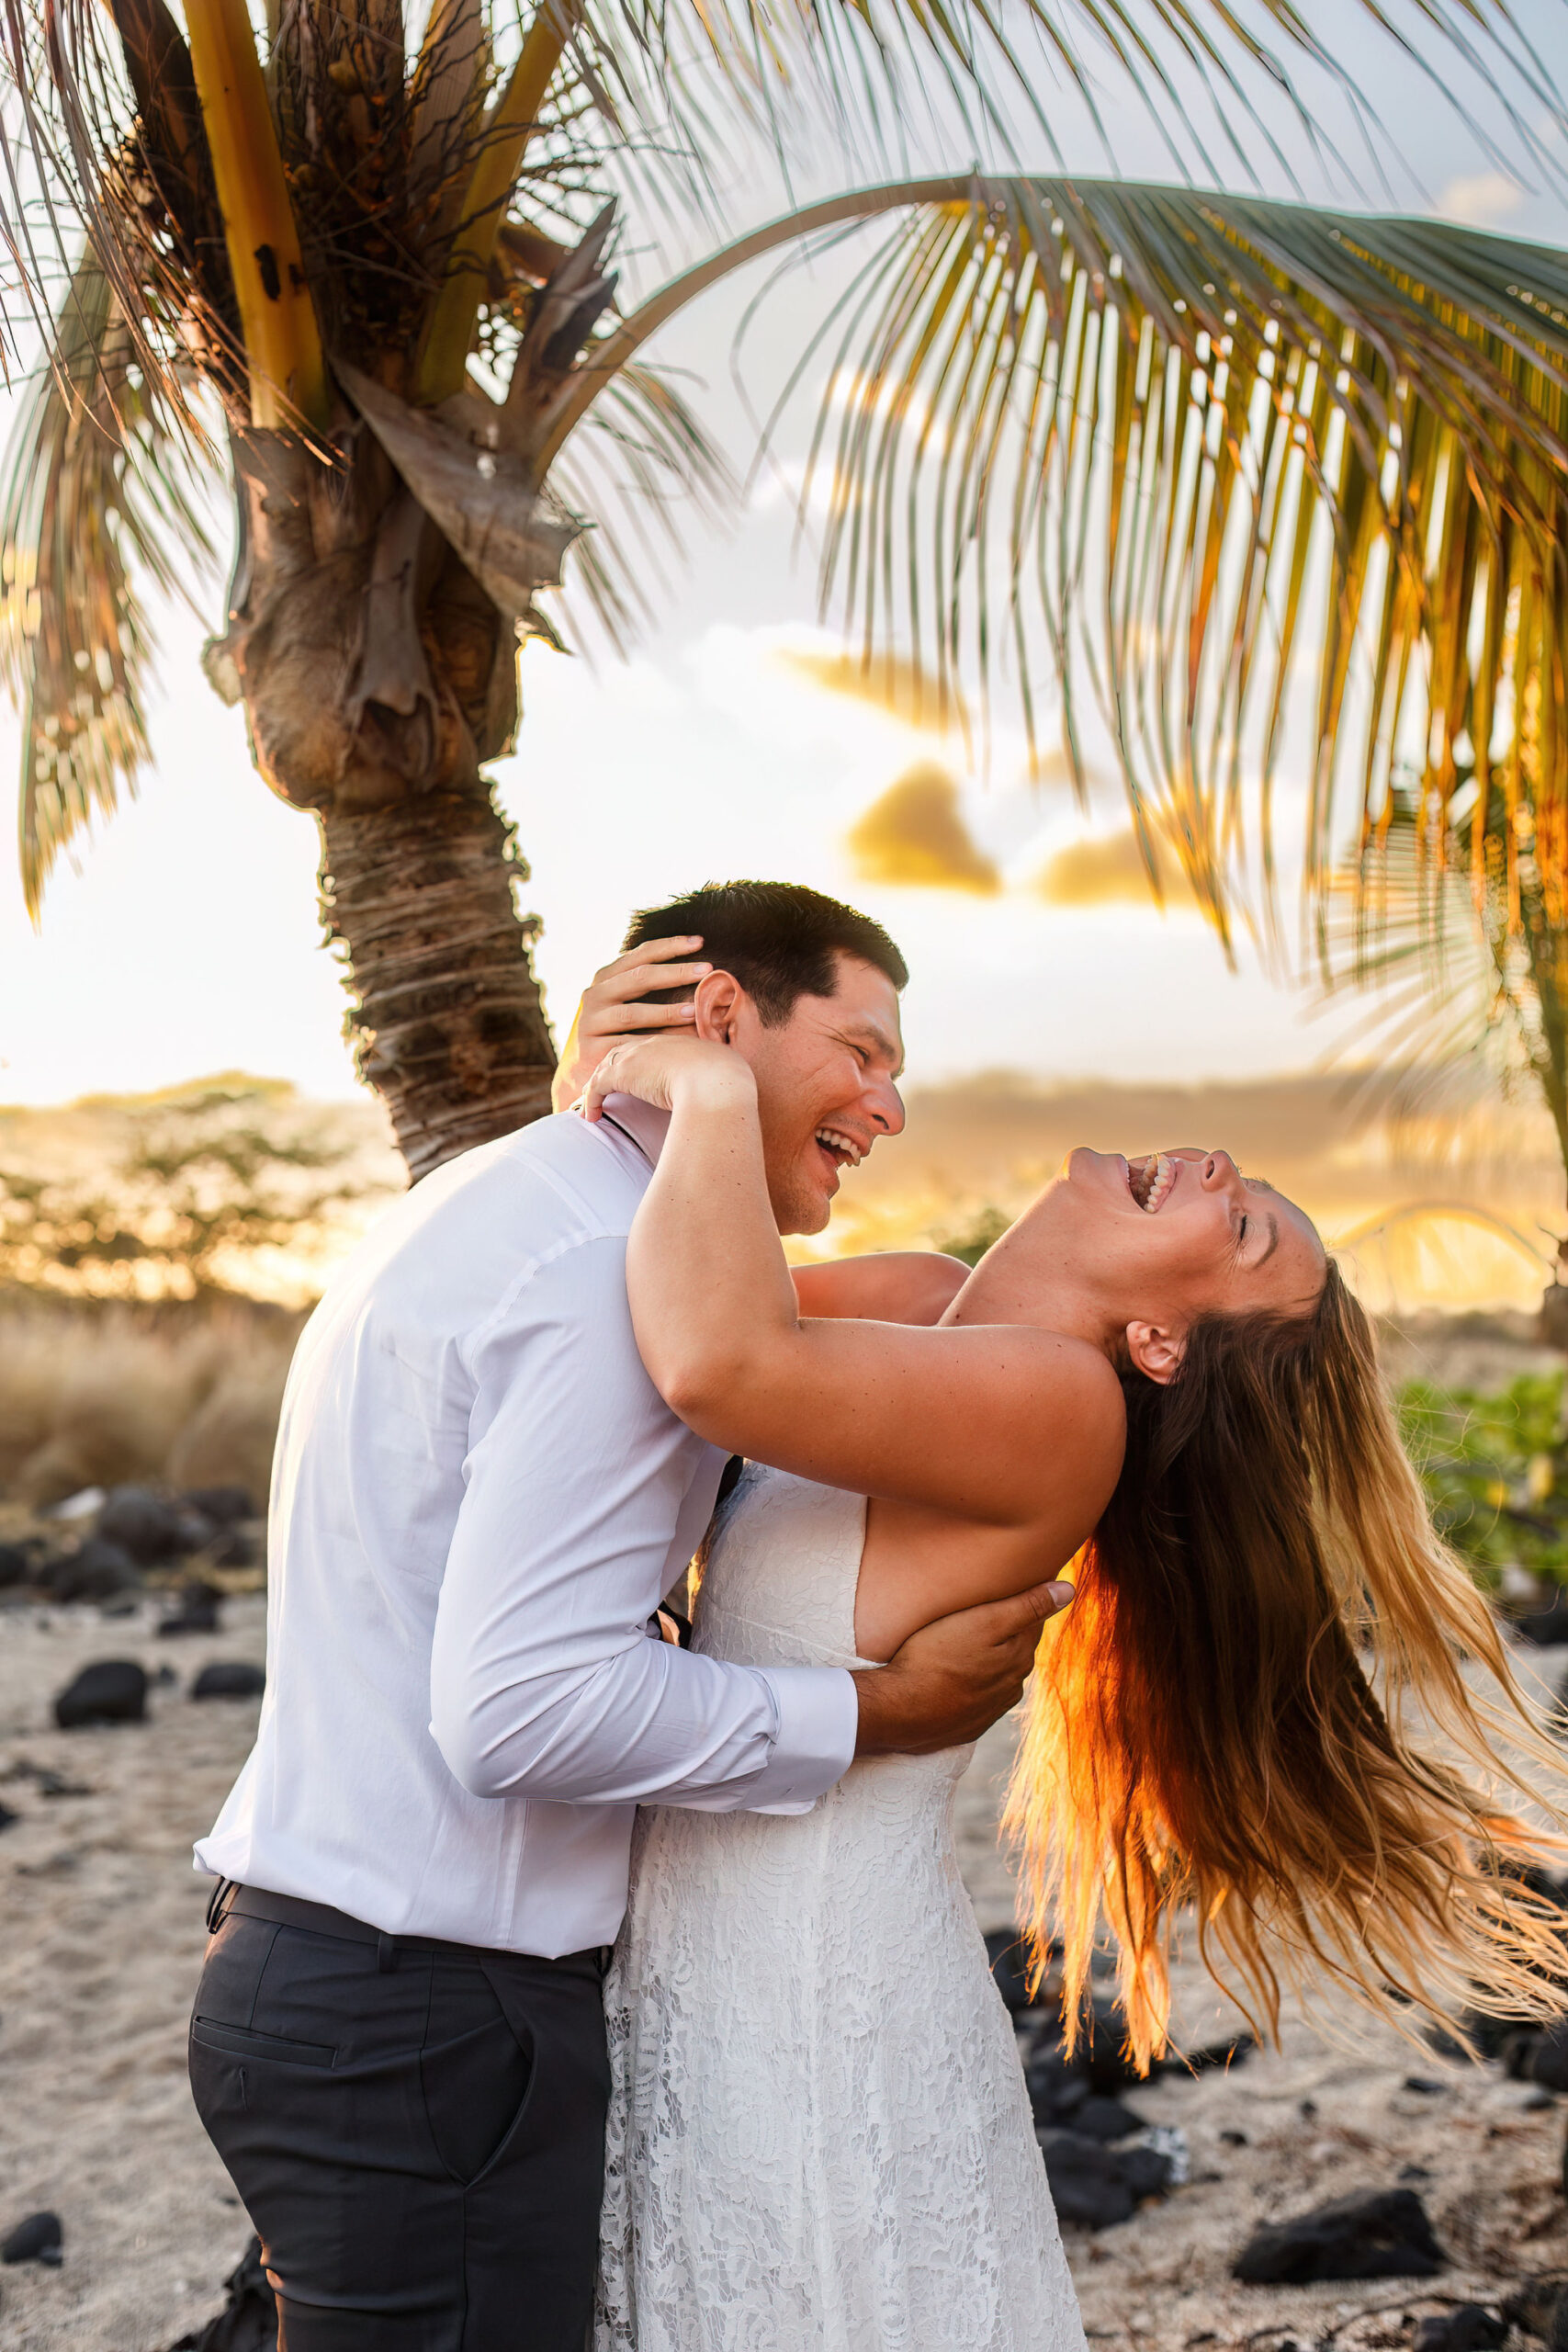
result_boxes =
[196,1097,859,1956]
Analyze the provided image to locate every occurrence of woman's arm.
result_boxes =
[584,1042,1123,1532]
[790,1252,970,1327]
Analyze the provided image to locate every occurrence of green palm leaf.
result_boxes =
[0,249,218,916]
[761,180,1568,953]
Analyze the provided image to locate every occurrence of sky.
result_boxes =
[3,0,1568,1108]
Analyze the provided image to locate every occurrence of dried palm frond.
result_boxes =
[0,248,218,915]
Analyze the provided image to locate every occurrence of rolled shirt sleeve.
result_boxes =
[428,1233,857,1814]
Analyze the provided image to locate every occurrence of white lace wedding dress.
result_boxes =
[594,1463,1087,2352]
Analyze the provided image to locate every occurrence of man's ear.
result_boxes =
[1123,1319,1186,1385]
[692,969,748,1045]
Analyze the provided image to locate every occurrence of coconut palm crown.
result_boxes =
[5,0,1568,1179]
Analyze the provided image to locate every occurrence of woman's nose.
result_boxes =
[1199,1151,1240,1191]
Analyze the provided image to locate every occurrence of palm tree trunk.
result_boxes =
[319,786,556,1182]
[206,424,558,1182]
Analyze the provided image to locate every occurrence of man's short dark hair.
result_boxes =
[623,881,908,1025]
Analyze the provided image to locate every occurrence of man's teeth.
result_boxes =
[816,1127,863,1168]
[1128,1152,1176,1213]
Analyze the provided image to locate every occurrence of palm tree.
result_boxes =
[4,1,1567,1178]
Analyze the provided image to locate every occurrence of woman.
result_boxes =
[576,1025,1566,2352]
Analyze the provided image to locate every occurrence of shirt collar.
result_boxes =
[596,1093,671,1167]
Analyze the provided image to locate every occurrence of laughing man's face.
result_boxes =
[741,954,906,1235]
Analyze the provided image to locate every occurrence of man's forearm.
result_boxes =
[430,1625,854,1812]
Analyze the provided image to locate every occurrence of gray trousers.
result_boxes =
[188,1884,611,2352]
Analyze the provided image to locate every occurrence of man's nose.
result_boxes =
[865,1077,905,1137]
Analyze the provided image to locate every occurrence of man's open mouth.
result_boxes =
[1126,1152,1176,1213]
[815,1126,864,1171]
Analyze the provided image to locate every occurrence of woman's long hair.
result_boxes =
[1006,1258,1568,2067]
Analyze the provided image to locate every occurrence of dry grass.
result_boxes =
[0,1300,301,1507]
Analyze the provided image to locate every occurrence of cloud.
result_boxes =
[1438,173,1524,227]
[773,646,964,734]
[845,764,1001,895]
[1029,748,1106,793]
[1035,824,1198,910]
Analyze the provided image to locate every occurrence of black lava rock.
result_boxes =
[1023,2044,1089,2129]
[0,1541,28,1588]
[207,1529,256,1572]
[1118,2143,1176,2199]
[96,1487,204,1566]
[1184,2033,1255,2072]
[1232,2188,1446,2285]
[1517,1593,1568,1645]
[51,1539,138,1604]
[3,2211,62,2266]
[1080,2000,1148,2093]
[1038,2131,1135,2227]
[159,1584,223,1637]
[1529,2024,1568,2094]
[1038,2128,1172,2229]
[985,1931,1034,2013]
[1069,2095,1145,2144]
[1429,2007,1539,2063]
[165,2235,276,2352]
[1503,2278,1568,2343]
[190,1662,266,1701]
[180,1487,255,1528]
[54,1659,148,1728]
[1412,2310,1505,2352]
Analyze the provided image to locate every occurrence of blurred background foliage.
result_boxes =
[1399,1373,1568,1590]
[0,1078,398,1305]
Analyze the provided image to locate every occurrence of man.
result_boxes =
[189,880,1070,2352]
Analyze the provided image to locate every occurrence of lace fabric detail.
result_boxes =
[595,1464,1088,2352]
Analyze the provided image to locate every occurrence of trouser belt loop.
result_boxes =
[377,1932,398,1974]
[205,1878,237,1935]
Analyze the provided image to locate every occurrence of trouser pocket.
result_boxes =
[191,2017,338,2066]
[419,1962,534,2187]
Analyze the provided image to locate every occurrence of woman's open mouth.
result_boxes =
[1126,1153,1177,1213]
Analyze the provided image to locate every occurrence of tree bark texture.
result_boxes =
[204,421,559,1180]
[319,789,556,1182]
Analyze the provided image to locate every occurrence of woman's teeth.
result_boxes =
[816,1127,863,1169]
[1127,1153,1176,1213]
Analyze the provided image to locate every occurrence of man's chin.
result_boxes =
[773,1183,833,1238]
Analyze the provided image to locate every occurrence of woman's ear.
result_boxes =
[1124,1320,1186,1385]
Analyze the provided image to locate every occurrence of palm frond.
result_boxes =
[754,179,1568,954]
[7,0,1568,423]
[547,356,733,650]
[1325,773,1568,1194]
[0,248,219,916]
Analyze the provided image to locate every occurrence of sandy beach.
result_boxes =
[2,1593,1565,2351]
